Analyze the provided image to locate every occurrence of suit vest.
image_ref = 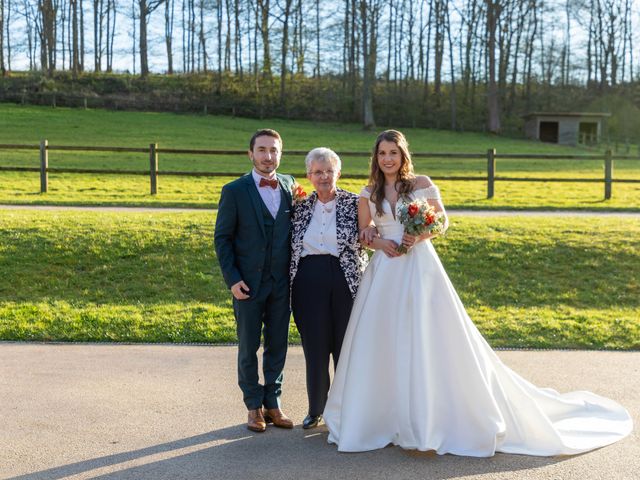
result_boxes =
[259,189,291,282]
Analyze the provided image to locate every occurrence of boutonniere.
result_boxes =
[292,182,307,205]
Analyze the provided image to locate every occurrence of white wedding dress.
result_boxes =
[323,185,632,456]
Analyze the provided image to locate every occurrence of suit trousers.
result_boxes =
[234,275,290,410]
[292,255,354,416]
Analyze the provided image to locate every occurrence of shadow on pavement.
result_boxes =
[10,424,570,480]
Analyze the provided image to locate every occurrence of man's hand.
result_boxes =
[231,280,250,300]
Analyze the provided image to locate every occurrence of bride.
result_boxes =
[322,129,632,456]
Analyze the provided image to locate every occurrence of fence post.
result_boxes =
[487,148,496,199]
[150,143,158,195]
[40,139,48,193]
[604,149,613,200]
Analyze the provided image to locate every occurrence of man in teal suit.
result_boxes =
[214,129,296,433]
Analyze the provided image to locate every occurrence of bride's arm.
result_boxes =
[359,197,400,257]
[417,175,449,237]
[401,177,449,248]
[420,198,449,240]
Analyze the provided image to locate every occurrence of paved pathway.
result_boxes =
[0,344,637,480]
[2,204,640,217]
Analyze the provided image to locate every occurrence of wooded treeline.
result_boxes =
[0,0,639,134]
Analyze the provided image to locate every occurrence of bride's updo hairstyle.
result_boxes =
[368,129,415,217]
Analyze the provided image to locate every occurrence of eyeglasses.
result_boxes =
[309,169,336,178]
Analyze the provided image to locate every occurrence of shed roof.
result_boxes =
[523,112,611,118]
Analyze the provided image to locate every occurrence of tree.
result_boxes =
[486,0,501,133]
[197,0,206,72]
[360,0,381,129]
[105,0,116,71]
[164,0,174,73]
[94,0,103,71]
[39,0,56,75]
[4,0,11,72]
[0,0,5,76]
[444,0,456,129]
[257,0,271,78]
[70,0,80,75]
[139,0,165,76]
[279,0,293,104]
[432,0,445,103]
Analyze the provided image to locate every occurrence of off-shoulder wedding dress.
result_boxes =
[322,185,632,456]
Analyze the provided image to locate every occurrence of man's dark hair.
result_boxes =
[249,129,283,151]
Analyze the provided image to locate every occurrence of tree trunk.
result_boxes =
[60,0,66,69]
[105,0,111,70]
[224,0,231,71]
[314,0,319,77]
[462,0,478,106]
[234,0,242,77]
[523,1,537,111]
[0,0,5,76]
[107,0,116,72]
[445,0,456,130]
[4,0,11,71]
[385,0,392,86]
[433,0,444,102]
[486,0,501,133]
[94,0,103,71]
[39,0,55,75]
[279,0,292,105]
[71,0,79,75]
[78,0,83,70]
[257,0,271,78]
[139,0,148,75]
[132,0,137,73]
[199,0,206,72]
[165,0,173,73]
[406,0,415,81]
[360,0,380,129]
[138,0,163,76]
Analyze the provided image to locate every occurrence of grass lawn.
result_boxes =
[1,104,639,210]
[1,209,638,349]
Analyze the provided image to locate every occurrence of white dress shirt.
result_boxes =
[301,198,339,257]
[252,169,281,218]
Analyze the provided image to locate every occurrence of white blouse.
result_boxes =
[301,199,339,257]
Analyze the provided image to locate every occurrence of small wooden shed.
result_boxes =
[523,112,610,146]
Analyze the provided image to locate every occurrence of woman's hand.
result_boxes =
[359,225,378,246]
[401,233,419,249]
[380,239,401,258]
[401,232,432,250]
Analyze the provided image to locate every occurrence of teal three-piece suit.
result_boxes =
[214,172,295,410]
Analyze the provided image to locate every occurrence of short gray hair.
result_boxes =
[305,147,342,174]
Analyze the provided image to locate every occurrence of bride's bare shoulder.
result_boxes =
[413,176,434,190]
[360,185,373,198]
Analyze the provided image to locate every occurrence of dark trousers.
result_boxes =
[233,275,290,410]
[292,255,354,416]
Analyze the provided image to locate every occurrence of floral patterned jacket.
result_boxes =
[289,188,368,298]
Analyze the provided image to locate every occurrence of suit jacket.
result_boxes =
[214,172,295,294]
[289,188,368,298]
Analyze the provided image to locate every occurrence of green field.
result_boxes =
[1,209,638,349]
[1,104,639,209]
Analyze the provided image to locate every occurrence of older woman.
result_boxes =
[290,147,368,429]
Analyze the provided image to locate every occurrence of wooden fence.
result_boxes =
[0,140,639,200]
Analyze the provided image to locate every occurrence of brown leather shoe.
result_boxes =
[247,408,267,432]
[263,408,294,429]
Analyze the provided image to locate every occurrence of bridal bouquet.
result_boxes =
[396,198,446,254]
